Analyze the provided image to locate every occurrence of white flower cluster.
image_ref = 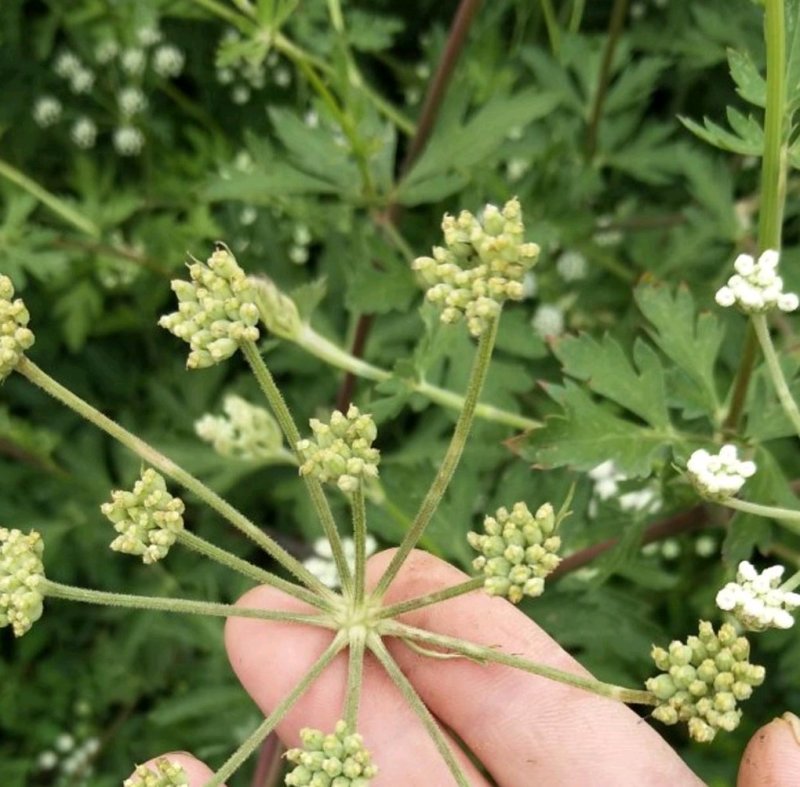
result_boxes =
[716,561,800,631]
[53,51,95,94]
[195,394,284,461]
[70,117,97,149]
[159,244,260,369]
[33,96,62,127]
[285,721,378,786]
[289,223,312,265]
[216,30,289,105]
[412,197,540,337]
[587,461,662,518]
[531,303,564,339]
[686,445,756,501]
[0,527,46,637]
[152,45,185,78]
[114,126,145,156]
[118,86,147,117]
[297,406,380,493]
[467,501,561,604]
[101,469,185,564]
[715,250,799,314]
[0,275,35,381]
[37,734,100,782]
[556,250,588,282]
[124,758,188,787]
[303,535,378,589]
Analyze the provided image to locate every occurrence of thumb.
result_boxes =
[738,713,800,786]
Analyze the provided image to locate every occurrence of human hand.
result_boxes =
[130,550,800,786]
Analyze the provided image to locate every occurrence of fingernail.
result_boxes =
[779,712,800,744]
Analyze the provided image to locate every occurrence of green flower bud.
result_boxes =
[159,243,260,368]
[124,758,189,786]
[101,469,184,564]
[411,198,540,337]
[285,721,377,786]
[646,621,764,742]
[297,406,380,492]
[0,275,35,381]
[0,527,45,637]
[249,275,303,340]
[468,501,562,603]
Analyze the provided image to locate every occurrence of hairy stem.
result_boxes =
[42,579,333,627]
[241,341,353,597]
[585,0,630,160]
[721,497,800,536]
[177,530,330,610]
[367,633,471,787]
[377,577,484,619]
[352,487,368,606]
[296,324,539,430]
[752,313,800,436]
[343,628,366,729]
[17,358,335,601]
[382,620,657,706]
[207,633,346,787]
[373,318,499,598]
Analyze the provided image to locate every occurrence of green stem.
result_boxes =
[207,633,346,787]
[241,341,354,597]
[752,313,800,436]
[568,0,586,33]
[724,0,787,431]
[0,159,100,238]
[377,577,484,620]
[781,567,800,592]
[352,487,367,606]
[539,0,561,57]
[721,497,800,536]
[381,620,657,706]
[367,633,471,787]
[17,358,335,601]
[42,579,333,627]
[373,318,500,598]
[177,530,330,610]
[294,324,540,431]
[585,0,630,160]
[343,627,366,729]
[189,0,255,32]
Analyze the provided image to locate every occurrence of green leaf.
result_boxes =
[635,282,724,416]
[678,115,762,156]
[727,47,766,107]
[396,88,560,206]
[552,333,670,429]
[54,279,103,352]
[520,383,673,477]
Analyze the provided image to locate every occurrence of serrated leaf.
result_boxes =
[727,47,766,107]
[520,383,673,476]
[345,254,417,315]
[552,333,669,429]
[604,56,669,115]
[725,106,763,147]
[54,280,102,351]
[678,115,761,156]
[635,283,723,416]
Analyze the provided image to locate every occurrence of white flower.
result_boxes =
[506,158,529,182]
[95,40,119,64]
[521,272,538,299]
[54,51,81,78]
[37,751,58,770]
[70,117,97,149]
[113,126,145,156]
[69,67,95,94]
[716,561,800,630]
[715,249,799,314]
[120,48,146,76]
[216,67,235,85]
[33,96,62,127]
[686,444,756,500]
[136,26,162,47]
[289,245,309,265]
[231,85,251,105]
[293,224,311,246]
[556,250,588,282]
[532,304,564,338]
[153,45,185,78]
[587,460,661,518]
[303,536,378,589]
[239,206,257,226]
[273,66,291,87]
[118,86,147,117]
[55,733,74,753]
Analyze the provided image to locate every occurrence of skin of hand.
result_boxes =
[130,550,800,786]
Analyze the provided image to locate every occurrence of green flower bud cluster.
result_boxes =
[0,275,35,381]
[0,527,45,637]
[124,758,188,787]
[297,405,380,493]
[646,621,765,743]
[195,394,284,461]
[285,720,378,786]
[101,469,185,564]
[411,197,540,337]
[467,501,561,604]
[249,275,303,340]
[159,243,260,368]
